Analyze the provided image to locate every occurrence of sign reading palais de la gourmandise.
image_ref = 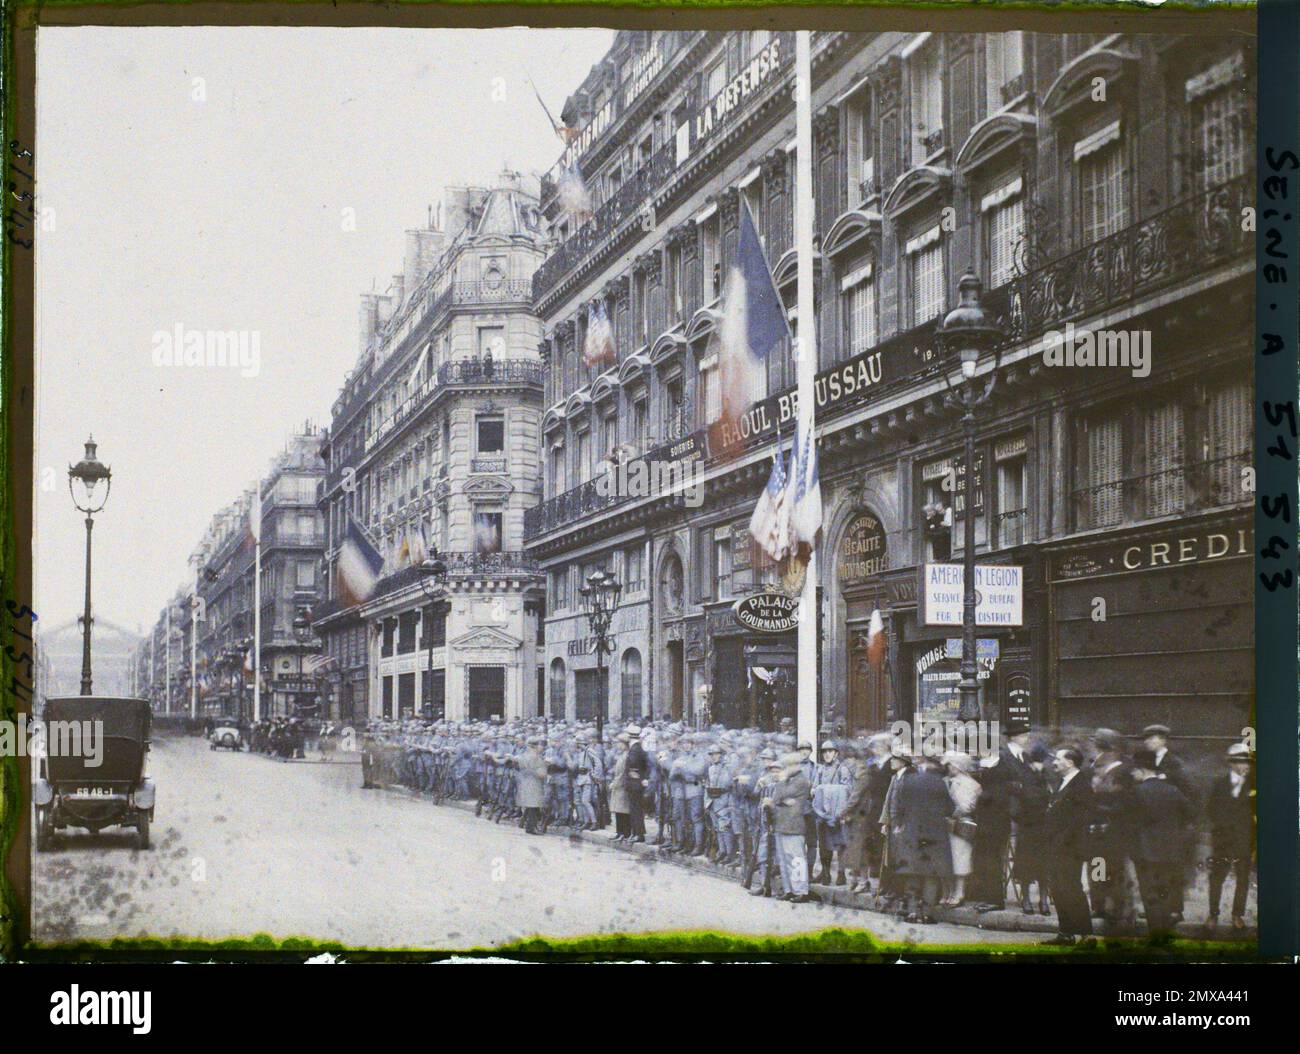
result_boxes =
[708,325,936,454]
[733,591,799,634]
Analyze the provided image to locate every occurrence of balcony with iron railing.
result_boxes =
[525,175,1251,543]
[369,551,541,602]
[364,358,543,455]
[1071,453,1250,533]
[534,31,798,304]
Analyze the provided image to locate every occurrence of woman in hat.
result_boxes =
[941,751,981,906]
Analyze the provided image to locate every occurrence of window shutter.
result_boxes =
[950,50,974,154]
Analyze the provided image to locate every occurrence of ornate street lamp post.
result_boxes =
[937,272,1004,723]
[292,608,316,719]
[418,551,449,720]
[68,437,111,695]
[580,569,621,741]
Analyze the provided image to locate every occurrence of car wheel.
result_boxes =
[136,814,151,851]
[35,805,53,852]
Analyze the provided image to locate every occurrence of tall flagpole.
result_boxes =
[164,603,170,714]
[252,482,263,723]
[191,558,199,721]
[795,31,818,747]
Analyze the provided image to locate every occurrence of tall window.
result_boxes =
[985,32,1025,112]
[473,511,502,555]
[845,90,873,207]
[1076,124,1129,245]
[1193,82,1247,190]
[985,181,1026,288]
[550,442,566,495]
[910,41,943,164]
[713,528,732,599]
[705,59,726,101]
[845,272,877,355]
[632,393,649,452]
[621,649,643,721]
[578,428,594,483]
[665,377,686,439]
[476,414,505,454]
[1144,400,1185,517]
[994,435,1028,548]
[700,216,721,302]
[1205,379,1251,505]
[698,353,720,425]
[1079,414,1123,528]
[549,658,566,719]
[624,544,645,593]
[908,227,945,326]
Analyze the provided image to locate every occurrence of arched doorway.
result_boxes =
[839,508,890,734]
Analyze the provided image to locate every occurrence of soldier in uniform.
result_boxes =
[812,740,854,885]
[796,739,817,874]
[704,744,735,864]
[574,732,603,830]
[747,749,785,897]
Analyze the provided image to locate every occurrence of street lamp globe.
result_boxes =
[939,271,1002,380]
[68,436,112,513]
[419,552,449,599]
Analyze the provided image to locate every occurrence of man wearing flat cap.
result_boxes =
[1205,742,1255,930]
[624,725,648,843]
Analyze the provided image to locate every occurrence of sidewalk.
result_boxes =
[370,778,1257,941]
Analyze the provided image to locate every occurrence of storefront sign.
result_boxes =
[839,511,888,586]
[567,635,616,657]
[921,563,1024,627]
[733,591,799,633]
[915,639,997,723]
[622,46,664,109]
[273,677,315,694]
[1050,522,1252,581]
[708,326,937,453]
[921,452,985,515]
[690,38,786,150]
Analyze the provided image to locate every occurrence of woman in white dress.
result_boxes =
[942,751,982,906]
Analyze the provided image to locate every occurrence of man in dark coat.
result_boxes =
[1087,729,1136,929]
[883,755,953,923]
[969,721,1034,911]
[1043,746,1095,945]
[1205,742,1255,930]
[624,726,648,842]
[1136,724,1194,922]
[1129,759,1194,938]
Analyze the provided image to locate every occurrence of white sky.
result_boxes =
[34,25,614,639]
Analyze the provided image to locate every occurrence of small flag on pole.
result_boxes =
[866,609,886,669]
[583,301,616,367]
[749,428,792,564]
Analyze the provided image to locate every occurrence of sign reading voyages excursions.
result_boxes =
[733,590,799,634]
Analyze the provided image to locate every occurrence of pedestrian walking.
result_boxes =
[1043,746,1095,946]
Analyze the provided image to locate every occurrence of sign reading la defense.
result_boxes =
[921,563,1024,627]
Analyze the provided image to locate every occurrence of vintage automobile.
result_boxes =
[33,696,156,851]
[209,720,244,751]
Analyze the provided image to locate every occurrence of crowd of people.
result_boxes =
[357,716,1256,942]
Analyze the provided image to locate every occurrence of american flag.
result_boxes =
[749,430,792,563]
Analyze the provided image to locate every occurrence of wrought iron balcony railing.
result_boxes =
[525,178,1251,543]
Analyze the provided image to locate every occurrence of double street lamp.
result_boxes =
[937,271,1004,724]
[580,569,621,740]
[418,551,450,720]
[68,437,111,696]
